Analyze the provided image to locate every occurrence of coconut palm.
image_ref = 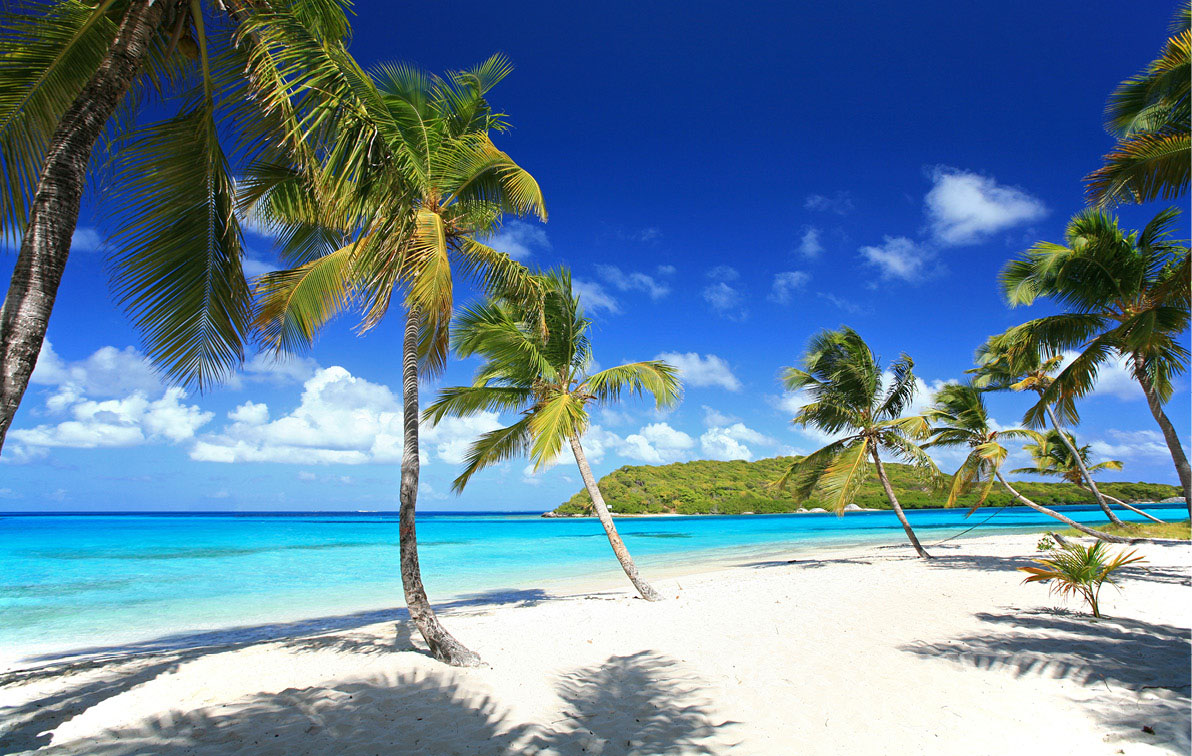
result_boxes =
[776,327,940,559]
[1020,541,1145,618]
[250,57,546,665]
[971,334,1127,526]
[423,270,680,601]
[1012,429,1163,524]
[999,207,1190,515]
[1086,3,1189,206]
[0,0,358,452]
[925,383,1131,542]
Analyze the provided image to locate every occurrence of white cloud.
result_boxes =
[925,167,1046,246]
[242,254,278,279]
[1090,429,1171,461]
[656,264,676,275]
[706,265,740,281]
[797,227,824,258]
[860,236,934,283]
[239,352,320,386]
[769,271,810,304]
[572,279,620,314]
[655,352,742,391]
[70,227,103,253]
[1058,350,1142,401]
[10,387,212,450]
[31,341,163,398]
[486,220,550,259]
[702,405,736,427]
[192,366,502,466]
[595,265,670,299]
[620,422,695,464]
[700,422,777,461]
[804,191,854,215]
[702,281,742,313]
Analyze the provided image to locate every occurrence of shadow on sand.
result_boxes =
[15,651,737,755]
[903,609,1191,753]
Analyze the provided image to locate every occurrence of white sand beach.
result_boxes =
[2,531,1189,756]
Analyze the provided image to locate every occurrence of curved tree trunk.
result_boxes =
[1081,487,1164,523]
[1134,363,1192,519]
[0,0,165,454]
[399,307,482,666]
[995,472,1128,543]
[870,449,930,559]
[1041,399,1124,525]
[568,433,664,601]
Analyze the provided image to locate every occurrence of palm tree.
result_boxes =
[999,208,1191,516]
[776,327,940,559]
[971,335,1127,526]
[423,270,681,601]
[0,0,356,452]
[249,57,545,666]
[925,383,1131,542]
[1086,3,1189,206]
[1012,429,1164,524]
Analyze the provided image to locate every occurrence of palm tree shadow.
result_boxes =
[31,651,738,755]
[902,610,1190,752]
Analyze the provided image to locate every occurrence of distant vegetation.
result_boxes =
[551,456,1180,516]
[1062,520,1191,541]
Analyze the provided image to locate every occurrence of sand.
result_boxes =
[1,532,1189,755]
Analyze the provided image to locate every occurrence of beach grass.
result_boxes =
[1063,519,1191,540]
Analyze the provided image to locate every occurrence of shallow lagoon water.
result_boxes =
[0,503,1181,660]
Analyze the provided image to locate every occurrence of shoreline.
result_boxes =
[2,530,1188,755]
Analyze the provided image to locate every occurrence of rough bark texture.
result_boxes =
[870,449,930,558]
[1087,488,1164,523]
[996,472,1128,543]
[0,0,164,454]
[399,308,482,667]
[1134,363,1192,518]
[569,433,664,601]
[1042,400,1124,525]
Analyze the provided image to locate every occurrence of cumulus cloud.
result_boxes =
[797,227,824,258]
[620,422,695,464]
[769,271,811,304]
[655,352,742,391]
[702,267,746,319]
[859,236,935,283]
[31,341,164,398]
[700,422,776,461]
[702,406,737,427]
[572,279,620,314]
[925,167,1046,246]
[10,388,211,451]
[191,366,502,466]
[804,191,854,215]
[595,265,670,299]
[486,220,551,259]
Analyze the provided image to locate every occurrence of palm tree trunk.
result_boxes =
[399,307,482,666]
[0,0,164,454]
[1133,362,1192,518]
[995,472,1128,543]
[870,449,930,558]
[1041,398,1124,525]
[568,433,664,601]
[1080,486,1164,523]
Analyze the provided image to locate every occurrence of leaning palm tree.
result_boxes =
[999,207,1190,515]
[251,57,545,666]
[1012,429,1163,524]
[776,327,940,559]
[424,270,681,601]
[971,335,1127,526]
[0,0,358,452]
[925,383,1131,542]
[1086,3,1189,206]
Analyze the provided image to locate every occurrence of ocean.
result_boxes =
[0,503,1181,663]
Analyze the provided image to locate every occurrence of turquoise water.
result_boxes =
[0,504,1182,661]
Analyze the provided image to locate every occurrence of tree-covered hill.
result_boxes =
[550,456,1180,515]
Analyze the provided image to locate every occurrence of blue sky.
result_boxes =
[2,0,1188,511]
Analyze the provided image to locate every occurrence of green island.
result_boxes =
[549,456,1181,516]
